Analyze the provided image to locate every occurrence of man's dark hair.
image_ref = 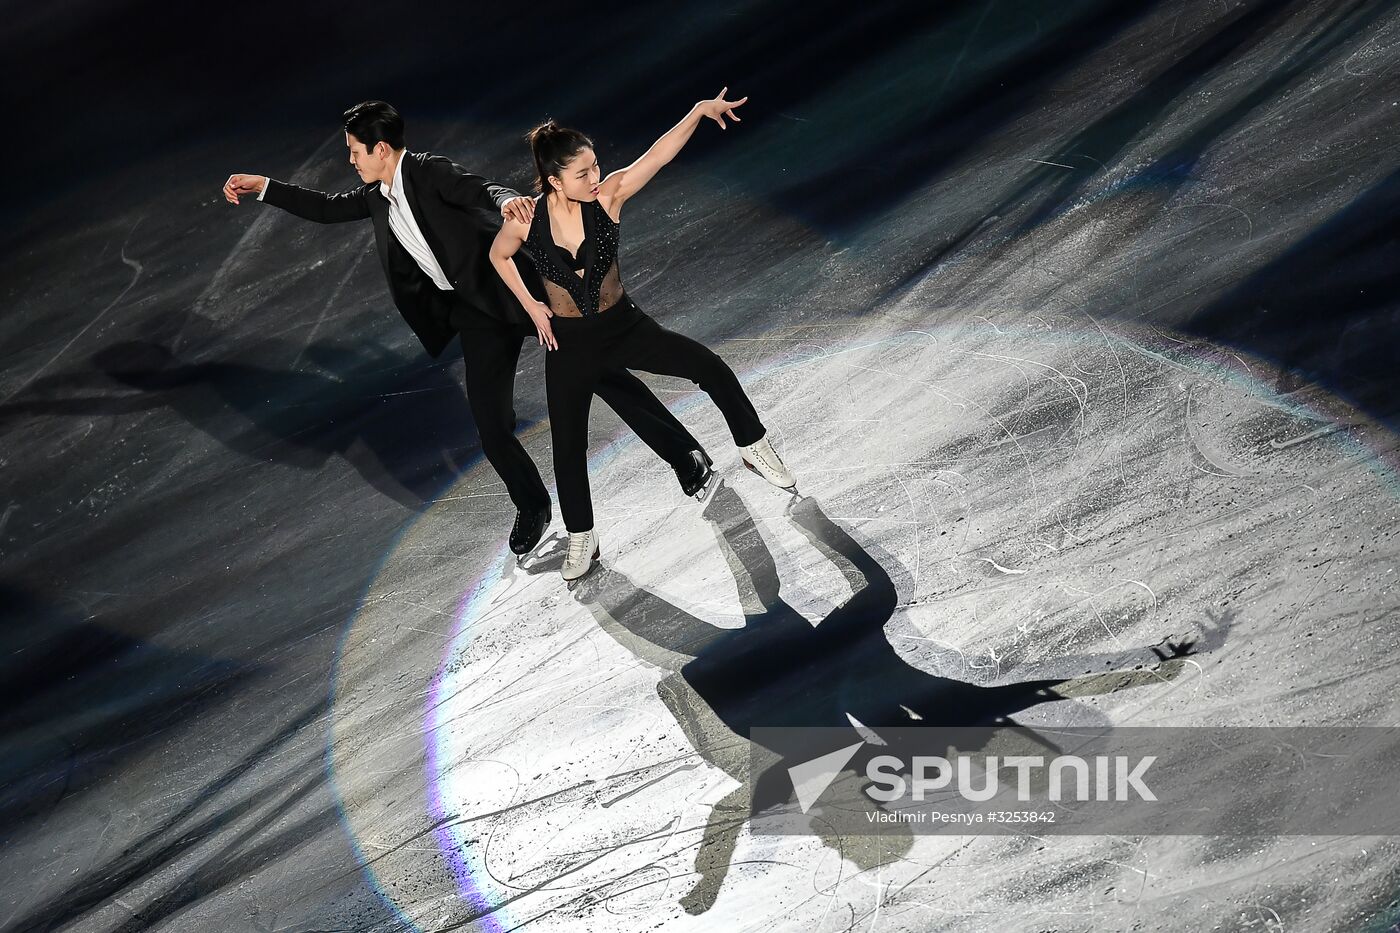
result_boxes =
[343,101,405,151]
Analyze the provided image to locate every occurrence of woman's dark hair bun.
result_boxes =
[527,118,594,195]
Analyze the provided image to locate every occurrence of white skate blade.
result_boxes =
[516,533,566,571]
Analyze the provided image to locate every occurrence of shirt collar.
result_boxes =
[380,150,409,201]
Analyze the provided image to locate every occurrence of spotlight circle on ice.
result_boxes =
[331,317,1400,931]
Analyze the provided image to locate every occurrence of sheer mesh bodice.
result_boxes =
[522,196,624,317]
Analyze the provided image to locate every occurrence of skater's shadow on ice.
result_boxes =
[0,337,484,509]
[569,482,1228,914]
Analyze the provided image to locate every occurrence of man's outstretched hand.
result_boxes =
[223,174,268,205]
[501,196,535,225]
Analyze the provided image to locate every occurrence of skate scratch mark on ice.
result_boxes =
[1297,558,1338,615]
[1148,325,1191,346]
[1085,314,1131,488]
[767,332,938,375]
[1175,201,1254,242]
[884,842,974,910]
[992,353,1035,403]
[1056,580,1158,650]
[600,763,702,806]
[397,624,453,637]
[436,491,514,501]
[1115,657,1209,721]
[809,847,871,930]
[978,640,1004,674]
[450,745,683,830]
[3,218,145,405]
[0,503,17,538]
[457,651,512,696]
[828,354,974,409]
[1067,151,1108,173]
[473,821,705,911]
[358,841,440,853]
[831,359,965,409]
[1026,159,1076,169]
[868,359,1051,519]
[798,516,919,525]
[974,423,1054,451]
[929,378,1049,516]
[627,216,709,291]
[1341,29,1390,77]
[1270,423,1352,449]
[1123,579,1157,605]
[387,597,454,617]
[957,349,1089,426]
[939,0,995,93]
[1186,384,1246,476]
[1229,352,1254,376]
[292,230,375,369]
[181,133,340,352]
[891,633,973,674]
[433,627,597,719]
[974,557,1026,575]
[796,461,978,475]
[1201,664,1394,722]
[890,469,922,589]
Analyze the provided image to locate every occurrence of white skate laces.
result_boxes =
[739,434,796,489]
[562,529,600,581]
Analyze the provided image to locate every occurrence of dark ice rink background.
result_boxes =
[3,0,1400,930]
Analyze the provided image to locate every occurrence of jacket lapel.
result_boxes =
[401,154,453,279]
[369,188,391,279]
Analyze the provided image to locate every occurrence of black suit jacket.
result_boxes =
[262,151,539,357]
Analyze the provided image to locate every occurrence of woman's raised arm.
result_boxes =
[598,88,747,211]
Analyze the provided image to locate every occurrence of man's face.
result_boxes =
[346,133,390,184]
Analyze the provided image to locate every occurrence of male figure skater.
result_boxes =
[223,101,711,555]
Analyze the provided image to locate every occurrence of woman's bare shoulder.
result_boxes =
[597,192,623,224]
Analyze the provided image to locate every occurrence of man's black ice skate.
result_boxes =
[674,449,716,500]
[509,504,551,556]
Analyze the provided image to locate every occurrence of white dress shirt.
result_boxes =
[379,152,454,291]
[259,151,454,290]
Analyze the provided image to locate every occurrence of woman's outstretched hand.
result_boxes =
[525,299,558,351]
[698,88,747,130]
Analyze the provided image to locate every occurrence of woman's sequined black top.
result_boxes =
[521,196,625,317]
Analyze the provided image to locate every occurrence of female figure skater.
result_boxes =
[489,88,794,581]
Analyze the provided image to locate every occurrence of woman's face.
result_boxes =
[551,147,602,202]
